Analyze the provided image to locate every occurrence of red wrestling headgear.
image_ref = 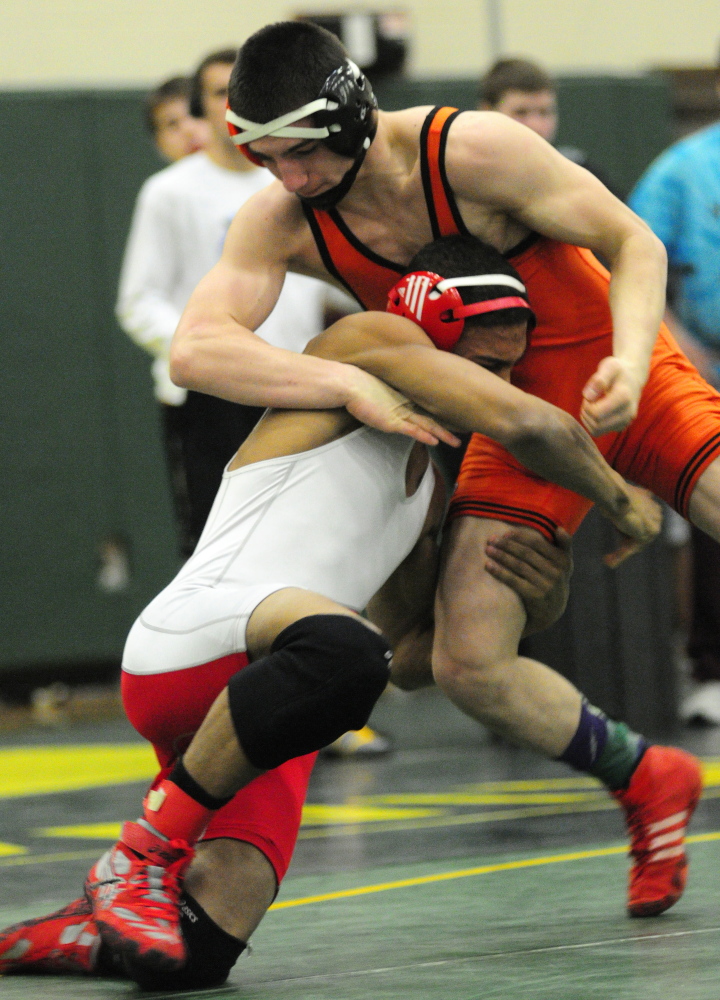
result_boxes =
[386,271,535,351]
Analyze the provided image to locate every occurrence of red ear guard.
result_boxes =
[386,271,535,351]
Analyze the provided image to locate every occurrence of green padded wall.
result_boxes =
[0,91,178,672]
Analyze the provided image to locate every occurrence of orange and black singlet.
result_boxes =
[304,106,720,527]
[301,106,468,311]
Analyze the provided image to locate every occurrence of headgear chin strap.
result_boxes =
[387,271,536,351]
[226,59,377,208]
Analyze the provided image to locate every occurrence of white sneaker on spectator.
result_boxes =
[680,680,720,725]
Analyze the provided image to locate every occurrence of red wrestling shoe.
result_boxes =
[84,820,193,973]
[0,897,100,974]
[613,745,703,917]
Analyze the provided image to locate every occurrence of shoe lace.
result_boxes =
[122,848,191,923]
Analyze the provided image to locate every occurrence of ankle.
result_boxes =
[141,758,233,845]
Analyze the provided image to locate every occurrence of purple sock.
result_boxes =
[558,700,608,771]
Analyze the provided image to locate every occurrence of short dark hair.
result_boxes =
[228,21,347,123]
[479,58,555,108]
[144,76,191,135]
[408,235,531,328]
[189,48,238,118]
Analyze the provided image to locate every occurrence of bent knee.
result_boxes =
[431,646,511,709]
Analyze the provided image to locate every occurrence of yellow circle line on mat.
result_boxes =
[269,831,720,910]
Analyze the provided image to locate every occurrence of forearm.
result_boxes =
[606,227,667,385]
[509,411,631,522]
[312,323,631,518]
[370,347,632,520]
[170,318,364,409]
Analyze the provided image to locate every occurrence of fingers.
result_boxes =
[581,357,642,436]
[412,415,460,448]
[488,527,569,570]
[554,526,572,552]
[399,422,440,446]
[580,397,635,437]
[397,413,460,448]
[485,530,564,599]
[603,537,641,569]
[485,555,548,600]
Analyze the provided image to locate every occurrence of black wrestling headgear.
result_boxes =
[226,58,377,209]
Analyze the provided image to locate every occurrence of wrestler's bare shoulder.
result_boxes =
[225,180,328,278]
[381,106,434,150]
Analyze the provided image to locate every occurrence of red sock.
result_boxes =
[142,778,216,844]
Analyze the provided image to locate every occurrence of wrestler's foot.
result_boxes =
[84,820,193,973]
[0,897,101,974]
[322,725,392,758]
[613,745,703,917]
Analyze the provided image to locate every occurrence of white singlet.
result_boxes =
[123,427,435,675]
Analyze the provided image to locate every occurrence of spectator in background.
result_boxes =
[629,60,720,725]
[478,57,616,193]
[144,75,209,163]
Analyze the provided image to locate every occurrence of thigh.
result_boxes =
[611,328,720,517]
[452,433,592,540]
[433,516,529,669]
[122,654,248,765]
[688,455,720,541]
[245,586,371,660]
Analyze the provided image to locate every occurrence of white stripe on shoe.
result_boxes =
[647,809,689,835]
[650,845,685,862]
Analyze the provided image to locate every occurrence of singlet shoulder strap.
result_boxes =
[301,203,404,311]
[419,106,472,239]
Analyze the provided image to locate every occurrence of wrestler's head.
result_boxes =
[226,22,377,209]
[387,235,535,379]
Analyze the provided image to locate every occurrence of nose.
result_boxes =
[276,158,310,194]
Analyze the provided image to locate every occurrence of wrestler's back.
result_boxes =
[151,424,433,614]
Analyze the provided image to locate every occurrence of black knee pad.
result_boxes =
[125,891,245,990]
[228,614,392,769]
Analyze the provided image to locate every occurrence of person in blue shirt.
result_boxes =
[630,87,720,725]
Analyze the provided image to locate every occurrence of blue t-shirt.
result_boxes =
[629,122,720,348]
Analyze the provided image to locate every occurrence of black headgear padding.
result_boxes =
[298,121,376,210]
[227,614,392,770]
[124,891,246,990]
[314,61,377,160]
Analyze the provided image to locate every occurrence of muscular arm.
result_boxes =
[168,186,453,446]
[308,311,660,545]
[169,187,363,409]
[446,112,667,435]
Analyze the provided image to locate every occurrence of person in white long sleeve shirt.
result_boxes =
[117,48,331,554]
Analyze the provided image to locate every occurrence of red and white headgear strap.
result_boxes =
[386,271,535,351]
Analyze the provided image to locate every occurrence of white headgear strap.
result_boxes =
[226,99,338,147]
[434,274,527,295]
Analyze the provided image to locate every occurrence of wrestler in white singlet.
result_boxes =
[122,427,435,676]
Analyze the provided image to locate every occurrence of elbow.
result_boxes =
[504,405,557,449]
[507,406,580,455]
[627,218,667,272]
[640,224,667,272]
[168,327,196,389]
